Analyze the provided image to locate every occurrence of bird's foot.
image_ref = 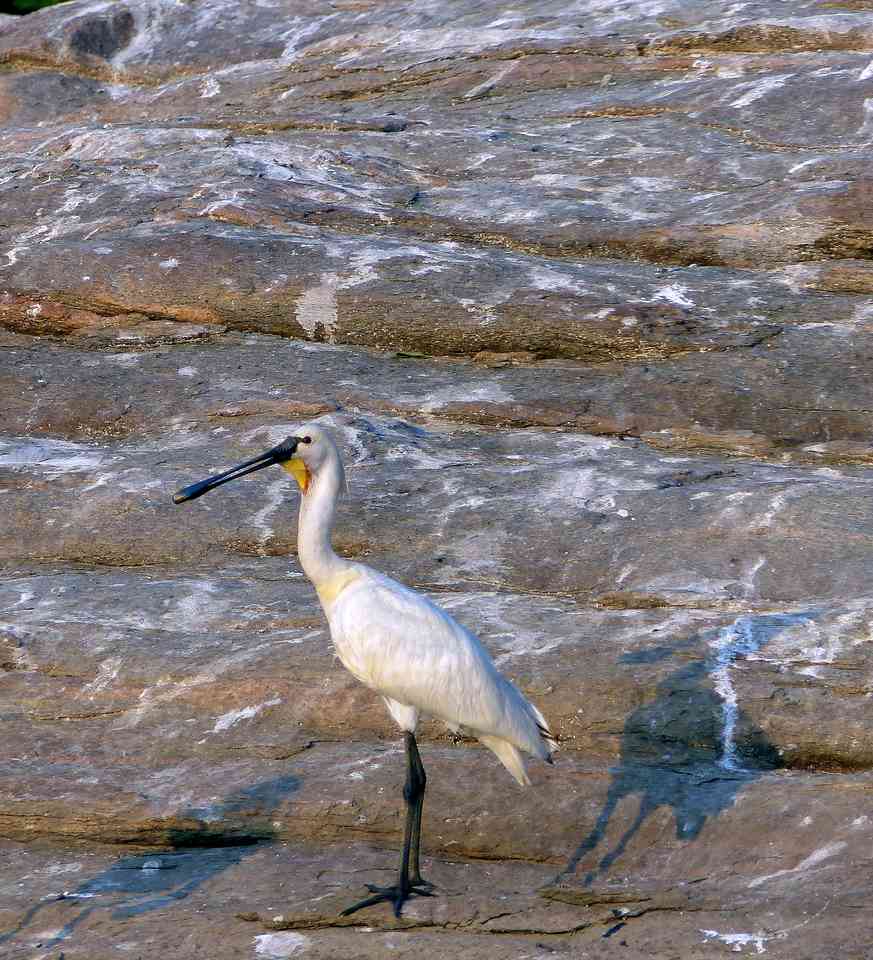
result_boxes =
[340,879,435,918]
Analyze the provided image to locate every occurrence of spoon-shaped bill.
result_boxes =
[173,437,300,504]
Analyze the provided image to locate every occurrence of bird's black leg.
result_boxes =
[406,731,432,890]
[340,731,434,918]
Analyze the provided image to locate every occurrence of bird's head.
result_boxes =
[278,423,340,494]
[172,422,339,504]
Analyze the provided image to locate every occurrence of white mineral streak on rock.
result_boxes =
[709,616,764,771]
[122,642,272,727]
[200,189,247,215]
[343,249,384,288]
[572,180,667,223]
[419,381,512,414]
[263,272,289,294]
[741,555,766,599]
[352,25,571,63]
[858,58,873,82]
[701,929,770,954]
[775,263,817,294]
[0,438,107,477]
[251,477,289,553]
[553,431,619,457]
[295,273,338,341]
[466,152,496,170]
[458,295,499,326]
[463,59,517,100]
[212,697,281,733]
[483,596,573,646]
[56,188,89,215]
[159,257,179,270]
[857,97,873,138]
[661,54,713,88]
[788,158,822,175]
[30,927,67,944]
[273,628,323,646]
[730,74,793,108]
[162,580,228,632]
[0,621,34,669]
[254,930,309,960]
[751,484,804,533]
[549,450,655,518]
[794,608,858,678]
[747,841,848,888]
[279,16,331,60]
[488,609,570,665]
[710,611,832,767]
[1,179,104,267]
[716,63,746,79]
[383,442,455,472]
[45,862,84,877]
[199,77,221,98]
[650,283,695,308]
[83,657,123,696]
[2,224,49,268]
[223,142,298,182]
[527,262,588,293]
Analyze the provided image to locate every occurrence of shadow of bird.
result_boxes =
[0,774,299,948]
[558,612,816,885]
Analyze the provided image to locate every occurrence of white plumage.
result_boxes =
[328,570,554,785]
[289,424,557,783]
[174,422,555,916]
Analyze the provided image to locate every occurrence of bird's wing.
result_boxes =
[328,571,552,759]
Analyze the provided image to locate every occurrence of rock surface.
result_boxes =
[2,1,873,957]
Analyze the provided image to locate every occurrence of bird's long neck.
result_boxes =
[296,451,350,589]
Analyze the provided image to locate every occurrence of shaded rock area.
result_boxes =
[2,1,873,957]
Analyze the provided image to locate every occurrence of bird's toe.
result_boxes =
[340,879,436,918]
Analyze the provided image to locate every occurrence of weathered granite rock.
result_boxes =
[5,363,873,606]
[2,793,873,959]
[2,481,873,774]
[3,0,873,957]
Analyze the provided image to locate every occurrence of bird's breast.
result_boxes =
[321,576,381,688]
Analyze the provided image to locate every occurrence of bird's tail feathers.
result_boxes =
[479,735,532,786]
[525,699,559,756]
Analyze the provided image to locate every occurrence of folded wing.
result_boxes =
[328,571,556,779]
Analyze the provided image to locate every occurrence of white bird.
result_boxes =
[174,424,556,916]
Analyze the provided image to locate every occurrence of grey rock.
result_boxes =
[2,1,873,956]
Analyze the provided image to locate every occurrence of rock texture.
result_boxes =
[2,1,873,957]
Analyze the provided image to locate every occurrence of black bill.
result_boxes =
[173,437,300,504]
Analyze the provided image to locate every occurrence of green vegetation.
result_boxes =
[2,0,71,14]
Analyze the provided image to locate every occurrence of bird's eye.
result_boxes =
[302,436,312,444]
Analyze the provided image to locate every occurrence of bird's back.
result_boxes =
[324,566,556,783]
